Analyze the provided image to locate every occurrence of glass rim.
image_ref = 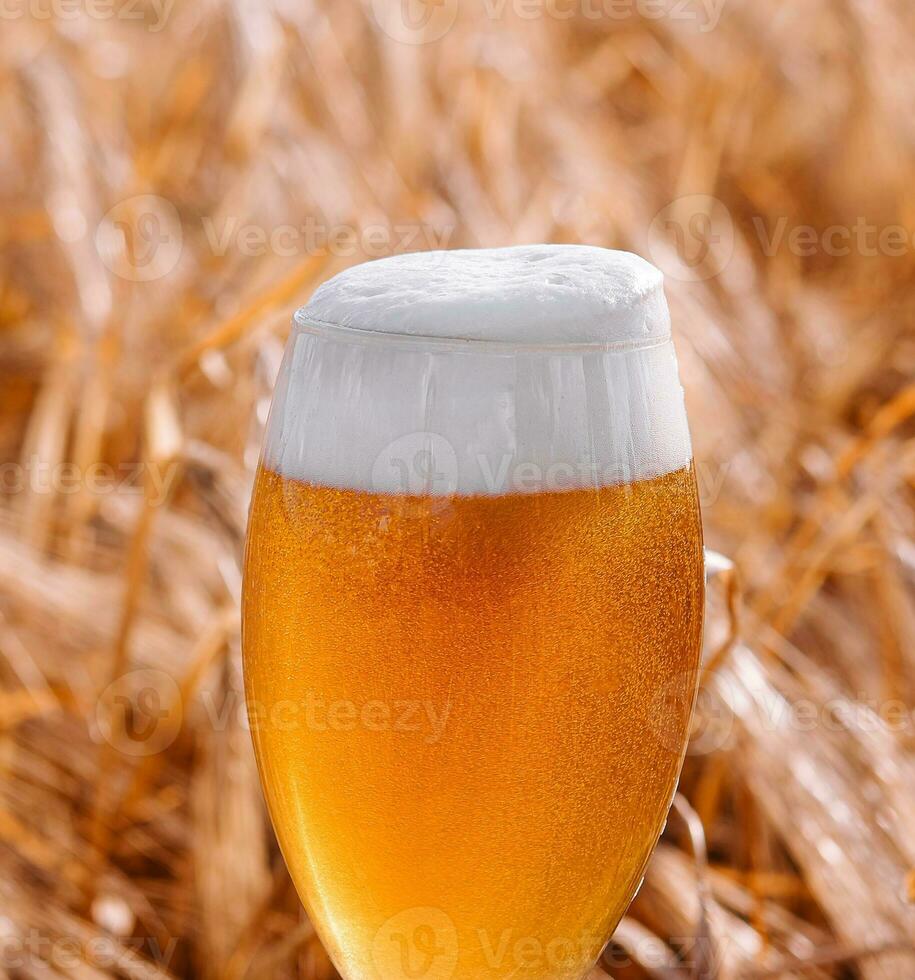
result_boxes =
[293,309,673,356]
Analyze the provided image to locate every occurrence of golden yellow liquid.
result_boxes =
[243,466,704,980]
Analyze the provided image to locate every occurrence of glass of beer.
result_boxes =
[243,246,704,980]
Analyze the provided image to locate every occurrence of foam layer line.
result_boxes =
[265,246,692,496]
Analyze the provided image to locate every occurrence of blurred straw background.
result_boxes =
[1,0,914,977]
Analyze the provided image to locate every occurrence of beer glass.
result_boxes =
[243,246,704,980]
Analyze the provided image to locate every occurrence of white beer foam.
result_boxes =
[265,246,692,496]
[305,246,670,343]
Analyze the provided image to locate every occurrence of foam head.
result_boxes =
[304,245,671,344]
[265,246,692,495]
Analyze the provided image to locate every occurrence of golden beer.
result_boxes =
[243,245,704,979]
[244,467,703,979]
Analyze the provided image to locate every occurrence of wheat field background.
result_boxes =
[0,1,914,977]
